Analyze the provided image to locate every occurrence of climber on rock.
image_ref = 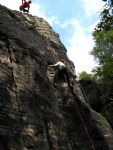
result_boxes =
[49,59,73,90]
[19,0,32,13]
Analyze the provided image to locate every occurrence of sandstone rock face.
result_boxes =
[0,4,113,150]
[102,102,113,129]
[79,79,102,112]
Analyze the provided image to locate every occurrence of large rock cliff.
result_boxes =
[79,79,102,112]
[0,4,113,150]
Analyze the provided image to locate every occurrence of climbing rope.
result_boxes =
[47,42,96,150]
[64,77,95,150]
[35,18,96,150]
[78,81,90,104]
[45,40,96,150]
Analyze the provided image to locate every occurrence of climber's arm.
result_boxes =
[50,62,59,67]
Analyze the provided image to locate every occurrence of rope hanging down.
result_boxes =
[48,43,95,150]
[35,18,95,150]
[64,77,95,150]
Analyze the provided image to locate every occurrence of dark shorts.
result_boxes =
[54,68,70,84]
[19,5,29,12]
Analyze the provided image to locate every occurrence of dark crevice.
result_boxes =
[41,112,53,150]
[6,38,27,148]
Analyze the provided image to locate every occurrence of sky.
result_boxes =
[0,0,106,75]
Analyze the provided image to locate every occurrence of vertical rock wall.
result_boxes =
[0,4,113,150]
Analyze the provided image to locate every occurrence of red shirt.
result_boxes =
[22,1,30,8]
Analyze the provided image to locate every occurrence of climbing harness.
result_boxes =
[35,19,96,150]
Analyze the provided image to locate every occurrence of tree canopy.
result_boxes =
[90,5,113,105]
[78,4,113,105]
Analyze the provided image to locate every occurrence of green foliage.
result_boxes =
[102,109,113,128]
[78,71,94,80]
[104,111,113,121]
[90,7,113,105]
[91,30,113,72]
[95,8,113,32]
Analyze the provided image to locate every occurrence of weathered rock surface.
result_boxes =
[79,79,113,129]
[0,4,113,150]
[102,102,113,129]
[79,79,102,112]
